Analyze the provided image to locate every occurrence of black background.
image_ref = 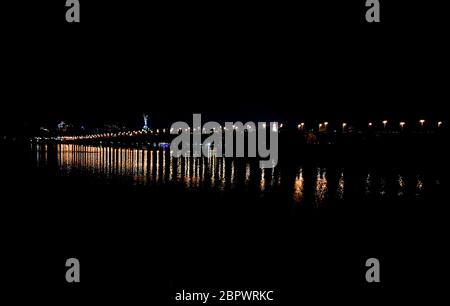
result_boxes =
[1,1,449,304]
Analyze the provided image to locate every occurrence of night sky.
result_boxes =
[1,1,448,134]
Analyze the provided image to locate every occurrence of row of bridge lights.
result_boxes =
[54,120,443,141]
[298,120,443,130]
[59,123,282,141]
[171,123,281,133]
[59,129,169,141]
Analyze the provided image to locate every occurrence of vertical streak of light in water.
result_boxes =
[44,144,48,167]
[192,158,196,187]
[162,150,166,183]
[211,154,216,188]
[398,174,405,196]
[58,143,61,169]
[416,175,424,195]
[35,143,40,166]
[115,147,119,175]
[220,158,226,190]
[196,157,200,187]
[185,156,191,188]
[150,150,154,183]
[143,149,147,184]
[337,171,344,200]
[293,168,304,204]
[315,168,328,205]
[365,173,371,195]
[169,155,173,181]
[271,167,275,186]
[260,168,265,192]
[176,155,181,181]
[231,160,235,188]
[156,150,160,183]
[202,157,205,185]
[245,163,251,186]
[119,147,123,175]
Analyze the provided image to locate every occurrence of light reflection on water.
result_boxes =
[315,168,328,204]
[32,144,437,205]
[293,169,304,203]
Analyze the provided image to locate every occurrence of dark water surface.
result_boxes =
[30,143,442,207]
[2,141,448,303]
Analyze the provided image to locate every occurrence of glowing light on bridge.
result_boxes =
[272,123,278,132]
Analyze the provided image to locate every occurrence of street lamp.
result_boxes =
[382,120,388,129]
[400,122,405,130]
[368,122,373,127]
[438,121,442,127]
[419,119,425,127]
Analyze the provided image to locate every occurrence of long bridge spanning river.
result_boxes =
[30,119,446,153]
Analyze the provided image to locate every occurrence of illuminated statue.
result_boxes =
[143,113,149,130]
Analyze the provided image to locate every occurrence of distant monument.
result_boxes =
[143,113,149,130]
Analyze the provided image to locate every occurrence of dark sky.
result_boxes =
[1,1,448,134]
